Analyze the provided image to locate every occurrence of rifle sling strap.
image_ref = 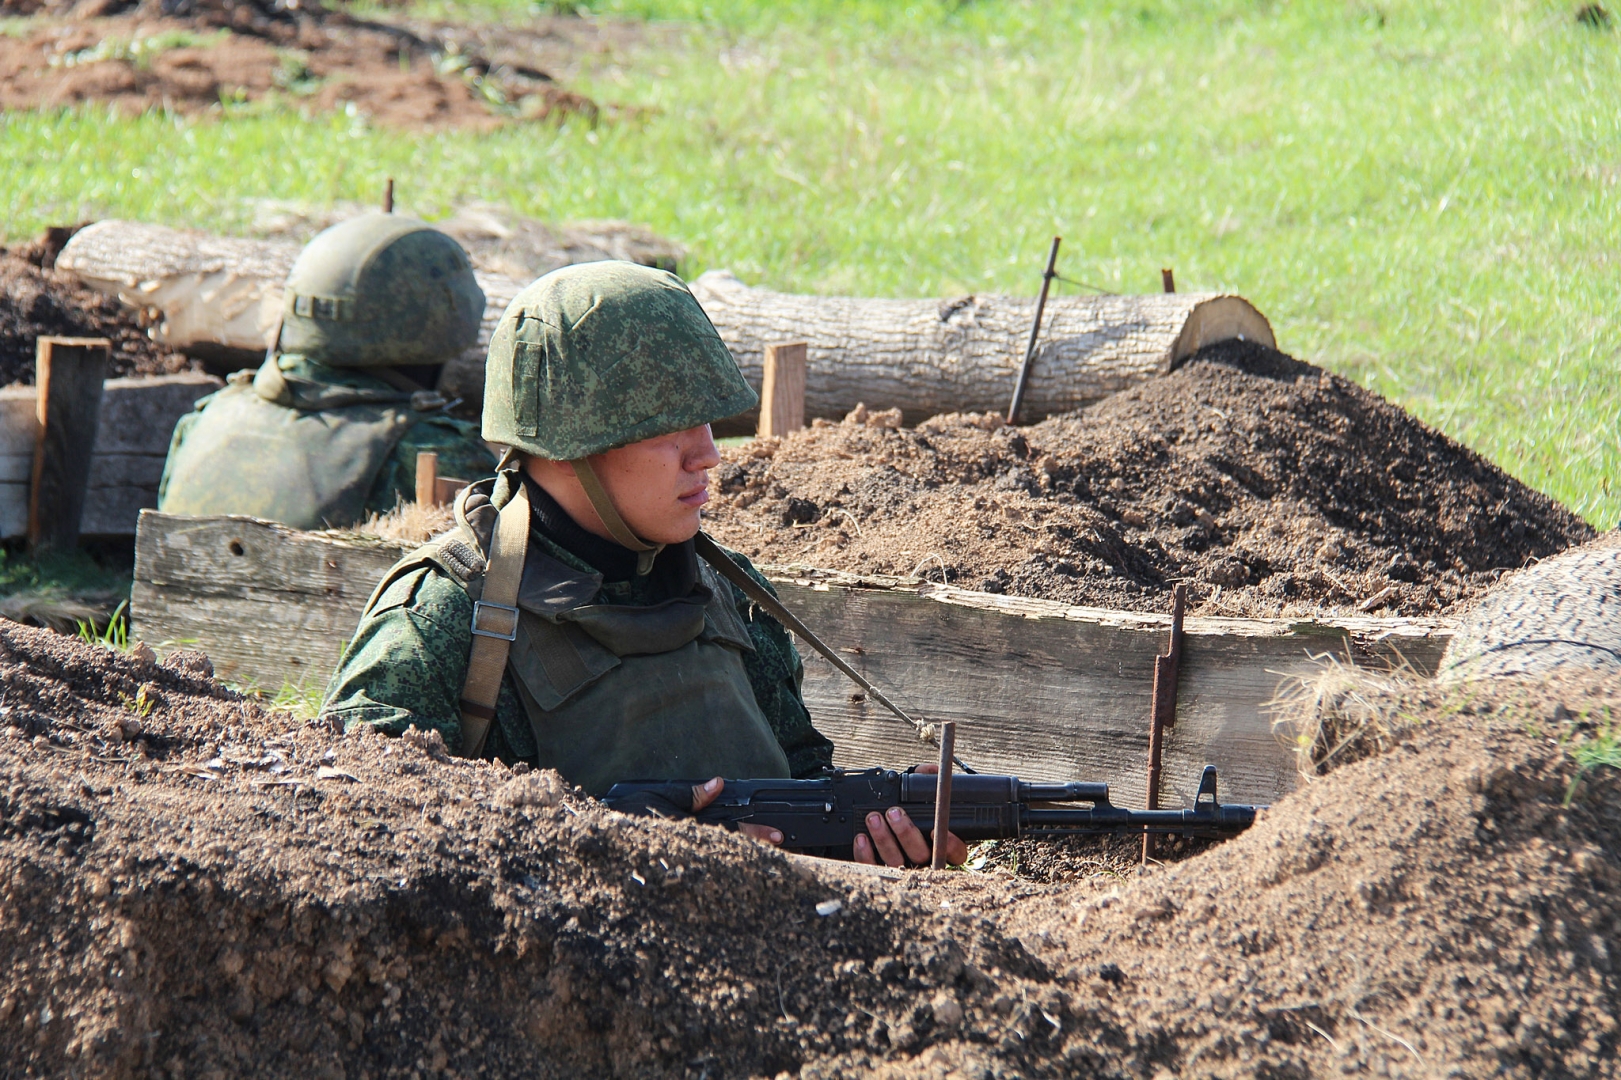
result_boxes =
[692,531,930,744]
[458,480,531,758]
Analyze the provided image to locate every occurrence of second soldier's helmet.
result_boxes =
[278,213,485,367]
[481,261,757,460]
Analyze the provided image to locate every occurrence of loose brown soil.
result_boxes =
[0,0,599,129]
[705,341,1596,619]
[1,619,1618,1078]
[0,234,193,386]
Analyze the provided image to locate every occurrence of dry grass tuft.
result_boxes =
[0,590,122,634]
[1268,659,1435,779]
[352,501,455,545]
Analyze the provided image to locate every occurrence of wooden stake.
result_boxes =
[758,342,807,439]
[29,337,109,551]
[383,178,395,214]
[1161,268,1176,293]
[415,451,439,507]
[931,720,957,871]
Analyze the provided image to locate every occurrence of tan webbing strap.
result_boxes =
[570,458,664,576]
[457,480,531,758]
[693,531,971,770]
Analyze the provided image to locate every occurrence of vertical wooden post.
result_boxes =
[1161,268,1176,293]
[29,337,109,551]
[757,342,807,439]
[415,451,439,507]
[383,178,395,214]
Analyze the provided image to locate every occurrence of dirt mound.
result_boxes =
[705,341,1595,618]
[2,621,1619,1077]
[0,0,597,129]
[0,236,193,386]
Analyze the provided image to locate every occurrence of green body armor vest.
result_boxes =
[374,486,792,795]
[158,360,421,530]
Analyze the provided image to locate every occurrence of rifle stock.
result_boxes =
[603,764,1262,860]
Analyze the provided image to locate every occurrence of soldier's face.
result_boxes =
[528,425,722,546]
[592,424,722,544]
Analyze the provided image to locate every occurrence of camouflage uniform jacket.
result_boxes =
[321,478,836,778]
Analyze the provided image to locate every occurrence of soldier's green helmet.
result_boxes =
[482,261,757,459]
[278,213,485,367]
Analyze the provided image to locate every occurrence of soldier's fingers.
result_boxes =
[691,777,723,812]
[885,806,933,865]
[864,812,907,867]
[853,834,878,865]
[945,831,969,866]
[915,763,939,775]
[739,823,784,845]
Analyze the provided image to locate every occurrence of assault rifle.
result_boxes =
[602,764,1262,860]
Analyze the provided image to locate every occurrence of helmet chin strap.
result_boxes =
[570,459,665,576]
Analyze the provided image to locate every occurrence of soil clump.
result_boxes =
[0,0,598,129]
[1,621,1618,1077]
[705,341,1595,619]
[0,234,193,386]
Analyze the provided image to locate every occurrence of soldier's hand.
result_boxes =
[853,764,968,868]
[692,777,783,846]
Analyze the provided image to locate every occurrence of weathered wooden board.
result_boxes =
[132,512,412,689]
[783,577,1450,807]
[132,513,1454,802]
[0,373,222,538]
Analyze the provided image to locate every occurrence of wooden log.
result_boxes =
[689,270,1277,426]
[56,220,524,376]
[29,337,109,550]
[59,222,1277,426]
[757,342,807,439]
[130,513,1454,800]
[0,373,223,539]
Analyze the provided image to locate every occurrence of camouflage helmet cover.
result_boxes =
[278,213,485,367]
[482,261,757,459]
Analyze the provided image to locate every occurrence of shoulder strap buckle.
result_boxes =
[470,600,520,641]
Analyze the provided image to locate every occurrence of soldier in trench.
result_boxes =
[319,260,966,868]
[158,213,495,530]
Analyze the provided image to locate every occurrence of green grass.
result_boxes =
[2,0,1617,524]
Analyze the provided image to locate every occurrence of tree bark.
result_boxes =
[687,270,1276,425]
[60,223,1276,425]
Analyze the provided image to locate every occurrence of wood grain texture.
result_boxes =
[688,270,1277,425]
[779,576,1451,806]
[0,374,222,538]
[132,513,411,687]
[131,514,1452,801]
[58,223,1278,427]
[759,342,808,439]
[30,337,109,549]
[57,220,524,391]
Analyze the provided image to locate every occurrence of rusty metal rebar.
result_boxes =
[1006,236,1062,426]
[931,721,957,870]
[1161,267,1176,293]
[383,178,395,214]
[1143,583,1187,862]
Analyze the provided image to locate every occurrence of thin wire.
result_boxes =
[1051,273,1116,295]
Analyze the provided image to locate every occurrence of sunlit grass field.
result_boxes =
[3,0,1617,525]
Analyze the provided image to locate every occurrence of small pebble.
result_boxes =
[815,899,844,917]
